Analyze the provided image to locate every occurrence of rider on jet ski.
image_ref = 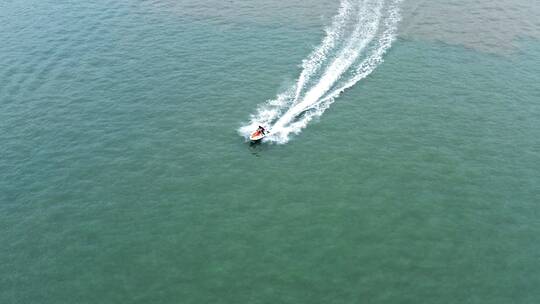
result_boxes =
[257,126,267,135]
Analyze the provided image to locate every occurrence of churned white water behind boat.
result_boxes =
[239,0,403,143]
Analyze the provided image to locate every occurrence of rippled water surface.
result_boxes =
[1,0,539,303]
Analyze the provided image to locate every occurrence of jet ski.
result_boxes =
[249,126,268,142]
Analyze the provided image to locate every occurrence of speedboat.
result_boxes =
[249,130,265,142]
[249,128,267,142]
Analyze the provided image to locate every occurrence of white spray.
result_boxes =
[239,0,403,144]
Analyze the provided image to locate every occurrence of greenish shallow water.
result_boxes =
[1,1,540,303]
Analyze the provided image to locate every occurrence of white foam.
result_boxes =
[293,0,353,103]
[239,0,403,144]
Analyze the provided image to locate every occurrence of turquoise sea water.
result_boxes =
[1,0,540,303]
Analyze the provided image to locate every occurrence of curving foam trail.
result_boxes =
[293,0,353,103]
[239,0,403,144]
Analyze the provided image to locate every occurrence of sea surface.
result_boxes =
[1,0,540,303]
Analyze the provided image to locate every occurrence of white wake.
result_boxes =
[239,0,403,144]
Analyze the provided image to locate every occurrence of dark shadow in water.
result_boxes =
[248,140,266,157]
